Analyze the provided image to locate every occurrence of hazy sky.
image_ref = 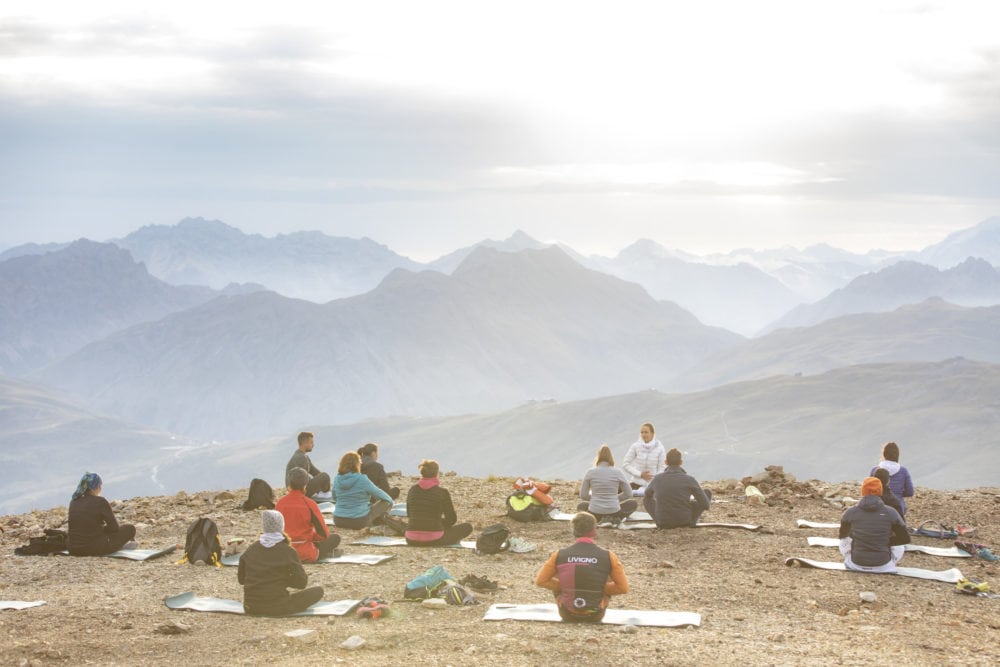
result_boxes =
[2,1,999,259]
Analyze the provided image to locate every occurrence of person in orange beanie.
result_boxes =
[838,477,910,573]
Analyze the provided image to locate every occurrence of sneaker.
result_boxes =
[977,547,998,562]
[381,515,407,535]
[506,536,537,554]
[122,541,139,550]
[459,574,498,592]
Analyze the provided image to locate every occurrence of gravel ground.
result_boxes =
[1,473,998,666]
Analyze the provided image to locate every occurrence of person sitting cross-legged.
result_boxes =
[839,477,911,573]
[643,448,712,529]
[332,452,394,530]
[276,467,341,562]
[534,512,629,622]
[578,444,637,526]
[238,510,325,617]
[404,459,473,547]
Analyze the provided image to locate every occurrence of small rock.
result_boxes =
[859,591,877,603]
[656,560,676,569]
[340,635,366,650]
[464,646,477,654]
[154,621,191,635]
[422,598,447,608]
[285,628,316,643]
[618,623,638,634]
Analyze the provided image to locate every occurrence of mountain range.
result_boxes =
[147,358,1000,497]
[764,257,1000,333]
[0,239,258,375]
[33,246,741,439]
[113,217,420,303]
[672,299,1000,390]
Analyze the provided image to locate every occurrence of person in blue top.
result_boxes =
[332,451,393,529]
[869,442,914,517]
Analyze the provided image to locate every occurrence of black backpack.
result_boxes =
[14,528,67,556]
[475,523,511,555]
[179,517,223,566]
[242,478,275,510]
[505,493,550,523]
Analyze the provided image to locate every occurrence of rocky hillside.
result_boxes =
[1,472,997,666]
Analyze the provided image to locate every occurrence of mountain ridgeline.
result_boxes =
[1,216,999,514]
[34,246,741,439]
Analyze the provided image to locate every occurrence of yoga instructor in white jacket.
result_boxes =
[622,423,666,489]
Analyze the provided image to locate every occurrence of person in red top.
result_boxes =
[534,512,629,622]
[276,467,341,562]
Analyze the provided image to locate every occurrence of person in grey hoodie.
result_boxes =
[621,422,666,489]
[578,444,637,525]
[839,477,910,573]
[331,452,393,530]
[869,442,914,517]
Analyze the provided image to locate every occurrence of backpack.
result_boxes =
[178,517,223,566]
[437,582,478,605]
[14,528,67,556]
[506,493,549,522]
[242,478,275,510]
[403,565,454,600]
[475,523,511,555]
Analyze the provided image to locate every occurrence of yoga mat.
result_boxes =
[221,552,395,567]
[549,510,653,522]
[164,592,360,616]
[807,536,971,558]
[796,519,839,529]
[318,502,407,517]
[483,603,701,628]
[784,557,965,583]
[619,522,760,531]
[350,536,476,549]
[0,601,46,611]
[108,545,177,561]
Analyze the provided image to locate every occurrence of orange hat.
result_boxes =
[861,477,883,497]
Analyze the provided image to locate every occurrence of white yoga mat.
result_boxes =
[164,592,360,616]
[796,519,839,529]
[784,557,965,583]
[0,601,46,611]
[483,603,700,627]
[807,536,971,558]
[619,521,760,531]
[221,552,395,567]
[318,502,407,517]
[108,545,178,561]
[549,510,654,522]
[349,536,476,549]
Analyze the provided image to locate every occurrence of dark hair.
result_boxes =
[666,448,682,466]
[572,511,597,537]
[873,468,891,488]
[594,444,614,467]
[882,442,900,462]
[287,467,309,490]
[298,431,314,446]
[418,459,439,478]
[357,442,378,458]
[338,451,361,474]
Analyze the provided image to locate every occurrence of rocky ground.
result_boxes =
[1,469,998,666]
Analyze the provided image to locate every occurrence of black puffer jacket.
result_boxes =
[839,495,910,566]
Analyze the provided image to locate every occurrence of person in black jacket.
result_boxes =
[839,477,910,573]
[67,472,137,556]
[358,442,400,500]
[238,510,324,616]
[404,459,473,547]
[872,468,905,519]
[642,448,712,529]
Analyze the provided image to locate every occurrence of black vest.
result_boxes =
[554,541,611,614]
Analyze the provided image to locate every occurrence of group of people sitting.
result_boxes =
[62,425,918,619]
[578,423,711,529]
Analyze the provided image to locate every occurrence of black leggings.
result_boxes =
[333,499,392,530]
[576,499,638,521]
[68,524,136,556]
[405,523,473,547]
[244,587,324,617]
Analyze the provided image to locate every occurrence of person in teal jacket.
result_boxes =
[332,451,393,529]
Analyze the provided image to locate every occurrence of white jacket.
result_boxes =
[622,439,666,483]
